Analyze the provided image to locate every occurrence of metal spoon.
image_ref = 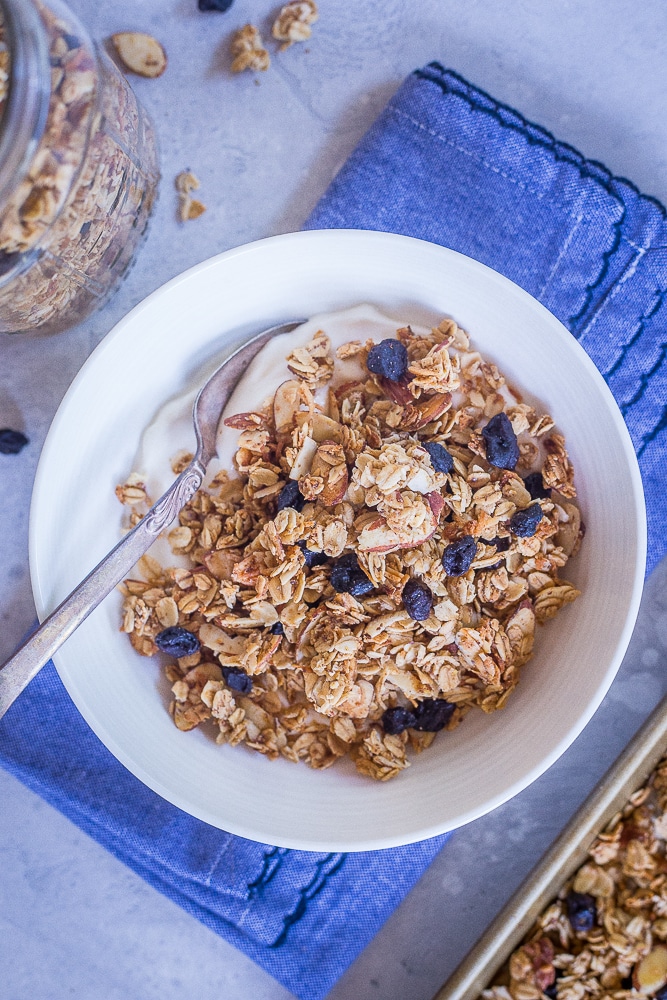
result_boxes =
[0,319,303,720]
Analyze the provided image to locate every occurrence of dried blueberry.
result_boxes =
[366,339,408,382]
[543,984,558,1000]
[155,626,200,658]
[402,578,433,621]
[481,412,519,470]
[330,553,374,597]
[565,891,597,933]
[412,698,455,732]
[0,428,29,454]
[524,471,551,500]
[442,536,477,576]
[509,503,544,538]
[381,706,417,735]
[298,540,328,568]
[482,535,510,552]
[198,0,235,10]
[657,986,667,1000]
[276,479,305,512]
[221,665,252,694]
[424,441,454,474]
[270,621,284,635]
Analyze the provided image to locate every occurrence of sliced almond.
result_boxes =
[633,945,667,993]
[401,392,452,430]
[288,436,318,479]
[379,375,413,406]
[111,32,167,78]
[295,410,343,442]
[273,379,302,434]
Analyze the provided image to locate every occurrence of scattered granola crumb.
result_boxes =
[111,32,167,78]
[175,171,206,222]
[272,0,318,50]
[230,24,270,73]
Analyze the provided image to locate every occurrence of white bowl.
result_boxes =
[29,230,646,851]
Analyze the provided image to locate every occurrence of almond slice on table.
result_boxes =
[111,32,167,78]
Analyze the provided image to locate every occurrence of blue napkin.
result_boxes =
[2,63,666,1000]
[307,64,667,577]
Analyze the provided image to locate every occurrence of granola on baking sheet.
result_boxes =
[117,317,583,781]
[481,754,667,1000]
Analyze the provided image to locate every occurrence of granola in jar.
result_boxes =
[117,305,583,781]
[0,0,159,334]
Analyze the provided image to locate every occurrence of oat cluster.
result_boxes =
[118,318,582,781]
[0,3,158,333]
[175,171,206,222]
[482,756,667,1000]
[231,1,318,72]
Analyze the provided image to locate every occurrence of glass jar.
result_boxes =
[0,0,159,334]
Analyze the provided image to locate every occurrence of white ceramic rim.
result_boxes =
[29,230,647,851]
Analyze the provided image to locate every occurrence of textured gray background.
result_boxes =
[1,1,666,998]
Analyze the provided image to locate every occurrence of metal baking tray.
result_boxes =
[433,693,667,1000]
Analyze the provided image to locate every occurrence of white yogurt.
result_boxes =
[133,303,429,500]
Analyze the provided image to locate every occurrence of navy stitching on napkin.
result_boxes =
[246,846,285,898]
[413,64,628,329]
[270,853,347,948]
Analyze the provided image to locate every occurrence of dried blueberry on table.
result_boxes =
[270,621,284,635]
[221,665,252,694]
[330,553,374,597]
[481,412,520,469]
[565,891,597,933]
[509,503,544,537]
[298,540,328,568]
[423,441,454,474]
[0,428,29,454]
[411,698,455,732]
[441,535,477,576]
[276,479,305,512]
[402,577,433,621]
[155,626,200,657]
[524,470,551,499]
[366,339,408,382]
[381,706,417,735]
[198,0,234,10]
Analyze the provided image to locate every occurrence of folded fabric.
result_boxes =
[0,660,447,999]
[306,63,667,576]
[2,63,666,1000]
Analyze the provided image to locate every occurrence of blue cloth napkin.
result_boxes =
[2,63,666,1000]
[307,64,667,577]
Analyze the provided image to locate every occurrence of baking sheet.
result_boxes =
[433,693,667,1000]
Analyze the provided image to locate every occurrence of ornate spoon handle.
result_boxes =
[0,459,205,720]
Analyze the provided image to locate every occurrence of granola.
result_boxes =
[118,309,583,781]
[230,24,270,73]
[481,753,667,1000]
[272,1,318,50]
[175,171,206,222]
[0,2,158,333]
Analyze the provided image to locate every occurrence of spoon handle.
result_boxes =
[0,460,205,720]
